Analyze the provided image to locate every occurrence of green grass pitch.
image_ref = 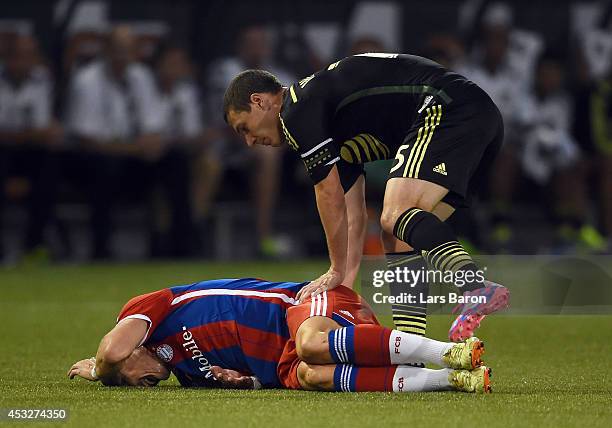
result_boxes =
[1,261,611,427]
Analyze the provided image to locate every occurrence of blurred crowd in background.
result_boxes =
[1,0,612,264]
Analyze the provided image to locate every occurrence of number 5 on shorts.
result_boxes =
[389,144,410,174]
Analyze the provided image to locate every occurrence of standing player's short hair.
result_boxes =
[223,69,283,122]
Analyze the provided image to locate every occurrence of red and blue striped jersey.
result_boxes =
[117,278,307,388]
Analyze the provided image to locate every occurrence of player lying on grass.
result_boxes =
[68,277,491,393]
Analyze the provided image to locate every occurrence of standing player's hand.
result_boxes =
[296,269,343,303]
[210,366,261,390]
[67,357,98,381]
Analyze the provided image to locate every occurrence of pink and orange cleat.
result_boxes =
[448,281,510,342]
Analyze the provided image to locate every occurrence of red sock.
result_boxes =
[333,365,396,392]
[328,325,392,366]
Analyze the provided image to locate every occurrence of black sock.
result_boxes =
[386,250,428,336]
[392,208,484,293]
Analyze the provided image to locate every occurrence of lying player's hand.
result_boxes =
[210,366,261,390]
[296,269,343,302]
[67,357,98,381]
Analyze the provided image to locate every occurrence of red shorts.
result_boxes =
[277,285,380,389]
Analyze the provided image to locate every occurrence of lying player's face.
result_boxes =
[228,94,282,147]
[118,347,171,387]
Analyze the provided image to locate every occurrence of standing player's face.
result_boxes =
[119,347,171,387]
[228,94,282,147]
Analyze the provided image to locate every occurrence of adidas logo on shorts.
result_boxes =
[433,163,448,175]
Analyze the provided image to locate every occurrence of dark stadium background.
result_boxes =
[1,0,611,263]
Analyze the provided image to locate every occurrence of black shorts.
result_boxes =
[387,82,503,208]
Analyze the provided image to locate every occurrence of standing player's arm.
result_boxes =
[297,166,348,301]
[343,174,367,289]
[315,166,348,279]
[93,319,148,382]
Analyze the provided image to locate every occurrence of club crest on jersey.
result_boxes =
[418,95,434,114]
[156,344,174,362]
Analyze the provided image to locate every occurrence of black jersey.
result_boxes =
[279,53,474,185]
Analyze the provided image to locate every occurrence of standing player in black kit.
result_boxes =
[223,53,509,342]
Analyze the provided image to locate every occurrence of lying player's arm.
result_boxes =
[68,319,147,383]
[93,318,148,383]
[297,166,348,300]
[343,174,367,289]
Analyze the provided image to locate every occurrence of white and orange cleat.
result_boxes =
[442,337,486,370]
[449,366,492,393]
